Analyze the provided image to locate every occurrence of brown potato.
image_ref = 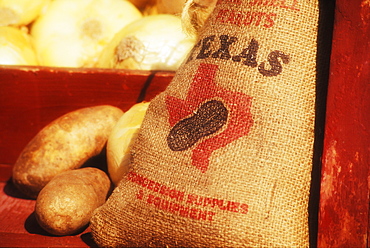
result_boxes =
[12,105,123,199]
[35,167,111,236]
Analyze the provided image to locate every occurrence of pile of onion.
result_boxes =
[31,0,142,67]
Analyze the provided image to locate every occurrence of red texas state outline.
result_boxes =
[165,63,253,173]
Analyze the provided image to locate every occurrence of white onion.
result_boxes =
[96,14,195,71]
[0,26,38,65]
[0,0,50,27]
[31,0,142,68]
[107,102,149,186]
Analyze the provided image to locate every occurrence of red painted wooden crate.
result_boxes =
[0,65,174,247]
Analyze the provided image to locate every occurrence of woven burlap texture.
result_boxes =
[90,0,319,247]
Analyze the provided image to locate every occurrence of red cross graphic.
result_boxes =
[165,63,253,173]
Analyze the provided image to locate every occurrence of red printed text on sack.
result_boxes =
[216,0,300,28]
[249,0,300,11]
[218,0,300,11]
[216,9,277,28]
[127,171,249,221]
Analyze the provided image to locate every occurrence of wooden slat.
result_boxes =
[0,232,94,248]
[0,164,12,182]
[317,0,370,247]
[0,66,173,169]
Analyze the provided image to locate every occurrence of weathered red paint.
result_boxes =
[317,0,370,247]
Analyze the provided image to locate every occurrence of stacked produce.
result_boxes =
[4,0,198,237]
[0,0,49,65]
[0,0,195,70]
[12,103,149,235]
[30,0,142,67]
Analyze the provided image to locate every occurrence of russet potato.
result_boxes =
[35,167,111,236]
[12,105,123,199]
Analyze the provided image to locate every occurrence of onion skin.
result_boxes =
[96,14,195,71]
[0,26,38,66]
[0,0,51,26]
[30,0,142,68]
[107,102,149,186]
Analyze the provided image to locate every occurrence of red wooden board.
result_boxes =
[317,0,370,247]
[0,66,173,169]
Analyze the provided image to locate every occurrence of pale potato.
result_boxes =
[12,105,123,199]
[35,167,111,236]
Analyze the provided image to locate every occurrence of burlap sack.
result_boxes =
[91,0,319,247]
